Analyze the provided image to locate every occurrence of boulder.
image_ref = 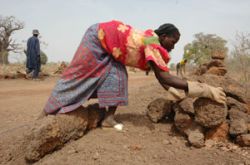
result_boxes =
[211,51,226,60]
[228,109,249,123]
[147,98,173,123]
[205,122,229,141]
[178,98,195,115]
[188,131,205,148]
[227,97,249,114]
[25,105,104,162]
[195,63,208,75]
[174,110,205,148]
[207,59,225,69]
[236,134,250,147]
[206,67,227,76]
[174,109,193,132]
[194,98,227,128]
[229,119,248,136]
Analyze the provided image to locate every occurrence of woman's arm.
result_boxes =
[149,61,188,91]
[149,61,226,104]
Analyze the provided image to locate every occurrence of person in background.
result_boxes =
[43,20,226,131]
[26,29,41,80]
[176,59,187,78]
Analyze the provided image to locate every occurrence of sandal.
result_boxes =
[102,116,124,131]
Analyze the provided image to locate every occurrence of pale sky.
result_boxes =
[1,0,250,64]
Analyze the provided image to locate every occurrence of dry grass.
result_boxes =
[0,62,65,76]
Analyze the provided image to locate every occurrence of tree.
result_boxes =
[0,15,24,64]
[183,33,228,65]
[40,51,48,65]
[228,32,250,82]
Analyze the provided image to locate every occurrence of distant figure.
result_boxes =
[176,59,187,78]
[26,29,40,79]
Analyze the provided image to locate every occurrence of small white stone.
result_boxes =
[93,152,99,160]
[114,123,124,131]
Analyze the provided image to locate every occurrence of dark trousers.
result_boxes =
[26,58,41,78]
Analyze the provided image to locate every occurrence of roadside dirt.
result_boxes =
[0,71,249,165]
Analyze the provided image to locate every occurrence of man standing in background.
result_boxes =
[26,29,40,80]
[176,59,187,78]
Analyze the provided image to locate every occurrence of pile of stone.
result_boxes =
[147,52,250,148]
[195,50,227,76]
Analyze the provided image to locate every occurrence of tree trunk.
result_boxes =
[0,51,9,64]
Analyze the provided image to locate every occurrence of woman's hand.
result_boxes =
[187,81,226,104]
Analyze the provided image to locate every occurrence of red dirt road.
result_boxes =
[0,72,249,165]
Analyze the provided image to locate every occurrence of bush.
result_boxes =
[24,50,48,65]
[40,51,48,65]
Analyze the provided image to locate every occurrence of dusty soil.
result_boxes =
[0,71,250,165]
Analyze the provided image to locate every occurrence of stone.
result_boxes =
[211,51,225,60]
[228,109,249,122]
[227,97,249,114]
[194,98,227,128]
[236,134,250,147]
[178,98,195,114]
[206,67,227,76]
[183,122,204,137]
[24,104,103,162]
[205,122,229,141]
[195,63,208,75]
[229,119,248,136]
[207,59,225,69]
[147,98,173,123]
[174,110,193,132]
[188,131,205,148]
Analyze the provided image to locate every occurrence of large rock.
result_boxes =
[194,98,227,128]
[227,97,249,114]
[206,67,227,76]
[195,59,226,76]
[207,59,225,69]
[188,131,205,148]
[174,109,193,132]
[229,119,248,136]
[174,109,205,148]
[147,98,173,123]
[195,63,208,75]
[211,51,226,60]
[228,108,250,138]
[228,109,249,123]
[177,98,195,115]
[25,105,104,162]
[236,134,250,147]
[205,122,229,141]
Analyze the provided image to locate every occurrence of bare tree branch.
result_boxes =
[0,15,24,64]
